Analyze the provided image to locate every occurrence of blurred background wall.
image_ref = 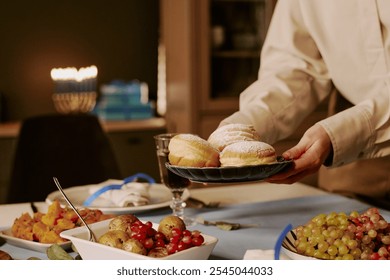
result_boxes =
[0,0,159,121]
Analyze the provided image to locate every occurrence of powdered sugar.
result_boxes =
[208,123,261,151]
[178,133,209,144]
[221,141,275,156]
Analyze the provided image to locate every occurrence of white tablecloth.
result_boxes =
[2,182,386,260]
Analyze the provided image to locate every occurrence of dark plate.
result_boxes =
[165,157,293,183]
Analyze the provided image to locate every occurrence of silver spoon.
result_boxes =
[53,177,97,242]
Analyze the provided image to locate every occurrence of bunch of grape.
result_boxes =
[294,208,390,260]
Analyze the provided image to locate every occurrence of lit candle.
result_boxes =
[76,65,98,92]
[51,65,98,93]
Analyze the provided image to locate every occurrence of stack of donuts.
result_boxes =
[168,124,277,168]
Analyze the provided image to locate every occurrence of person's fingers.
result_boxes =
[266,124,332,185]
[266,169,312,184]
[266,150,321,184]
[282,145,305,160]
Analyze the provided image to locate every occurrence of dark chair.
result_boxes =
[7,113,121,203]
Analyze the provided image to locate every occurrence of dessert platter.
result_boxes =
[166,157,292,183]
[165,125,293,183]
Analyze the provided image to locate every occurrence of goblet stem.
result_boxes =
[171,191,186,219]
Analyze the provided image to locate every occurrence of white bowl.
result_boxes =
[60,219,218,260]
[0,228,71,253]
[281,230,317,260]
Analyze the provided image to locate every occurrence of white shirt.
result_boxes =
[221,0,390,168]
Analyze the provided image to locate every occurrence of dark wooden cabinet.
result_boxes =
[108,128,166,182]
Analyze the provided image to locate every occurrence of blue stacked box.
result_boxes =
[93,80,154,120]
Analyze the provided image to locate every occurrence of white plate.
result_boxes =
[60,218,218,260]
[46,182,189,214]
[0,228,72,253]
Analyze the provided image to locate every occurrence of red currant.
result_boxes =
[177,241,189,251]
[191,230,202,238]
[155,239,166,248]
[147,227,157,237]
[181,235,192,245]
[169,235,180,244]
[192,235,204,246]
[171,228,182,238]
[143,238,155,249]
[154,232,166,241]
[145,221,153,228]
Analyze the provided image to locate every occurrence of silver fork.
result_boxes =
[53,177,97,242]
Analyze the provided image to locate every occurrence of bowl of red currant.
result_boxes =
[60,214,218,260]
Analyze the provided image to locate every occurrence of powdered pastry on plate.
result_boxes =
[168,134,220,167]
[207,123,261,152]
[219,141,277,167]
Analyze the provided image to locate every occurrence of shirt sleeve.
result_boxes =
[318,82,390,167]
[220,0,332,144]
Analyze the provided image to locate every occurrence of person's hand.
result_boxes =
[266,123,332,184]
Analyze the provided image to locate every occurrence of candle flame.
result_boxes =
[50,65,98,81]
[75,65,98,81]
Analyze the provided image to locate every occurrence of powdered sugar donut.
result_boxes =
[168,134,220,167]
[220,141,276,167]
[207,123,261,152]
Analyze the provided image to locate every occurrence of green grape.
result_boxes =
[346,239,358,250]
[317,240,329,253]
[367,229,377,238]
[303,227,312,238]
[329,229,340,239]
[338,244,349,255]
[321,252,330,260]
[327,218,337,226]
[314,234,325,244]
[322,229,330,238]
[327,245,338,256]
[350,248,362,259]
[349,211,359,218]
[305,246,315,256]
[342,254,354,260]
[313,250,323,259]
[311,227,321,236]
[333,238,343,247]
[296,240,309,253]
[381,235,390,245]
[308,236,318,247]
